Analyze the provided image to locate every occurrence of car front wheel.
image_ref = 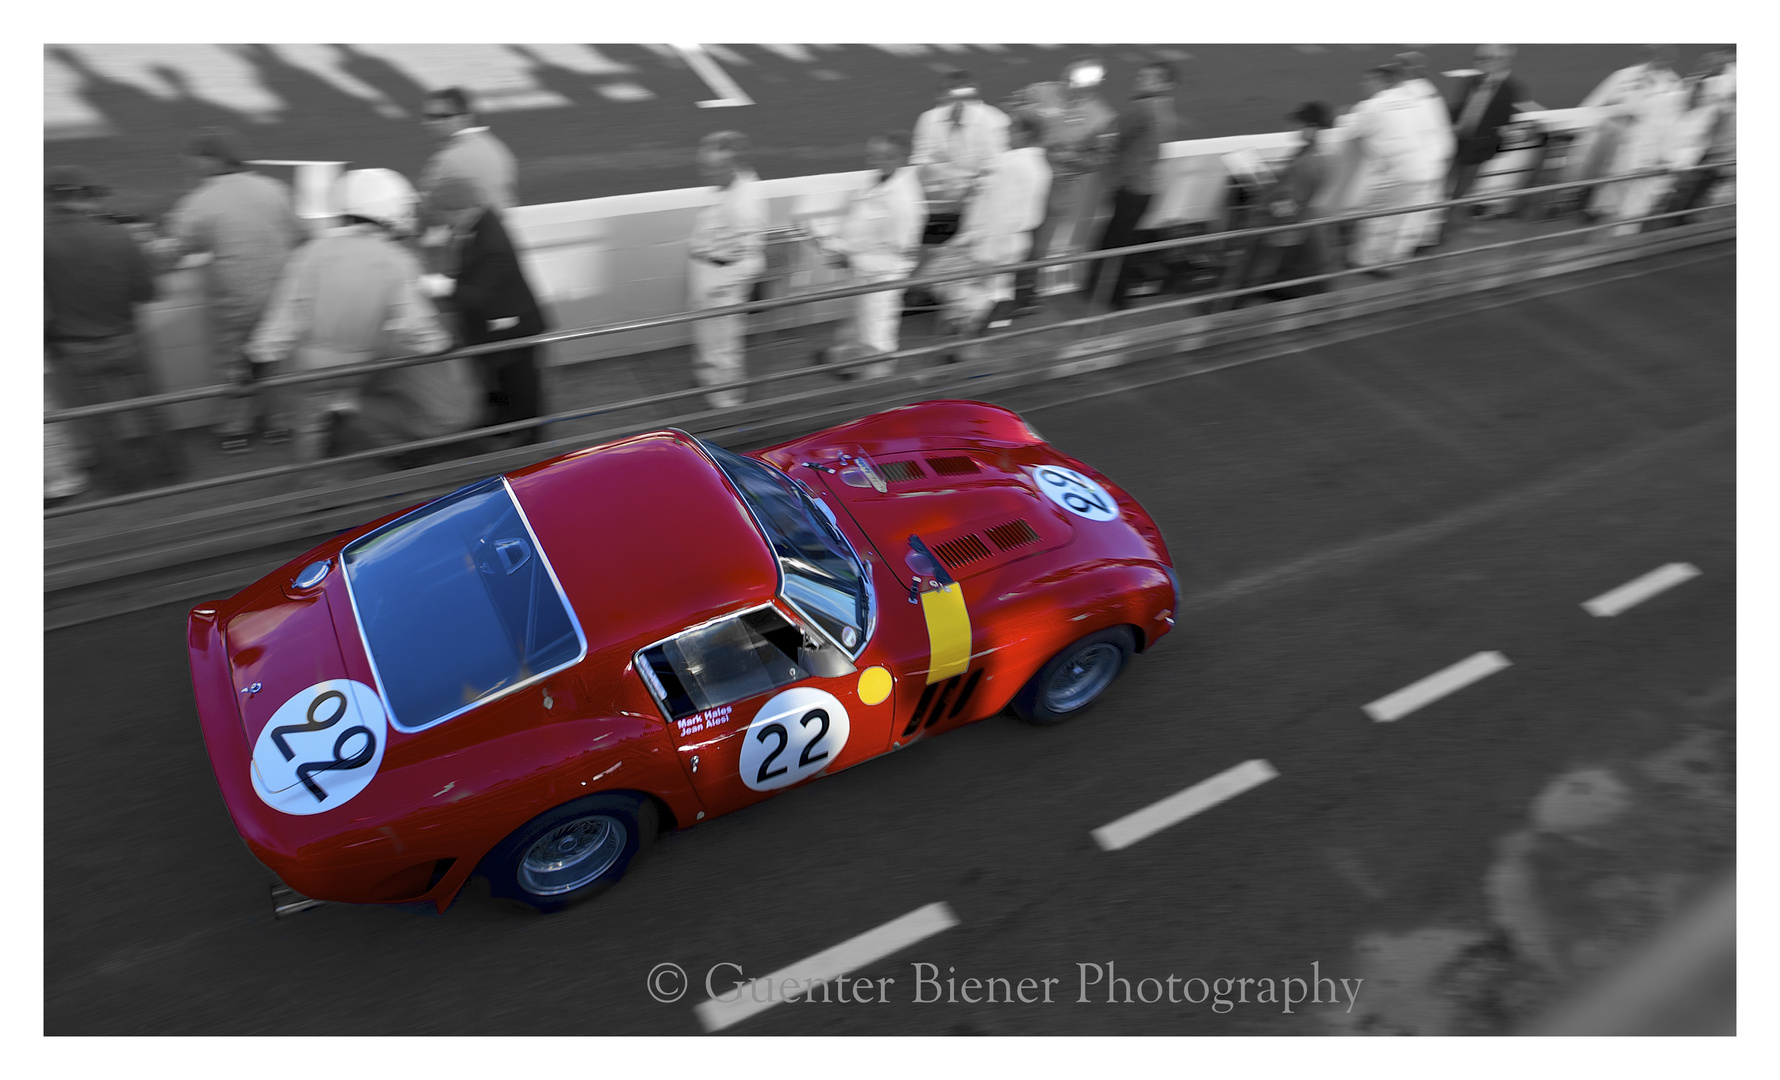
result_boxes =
[1011,626,1136,725]
[482,792,658,913]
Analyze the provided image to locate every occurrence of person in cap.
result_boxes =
[44,165,184,493]
[931,109,1051,350]
[419,86,518,219]
[1236,102,1336,300]
[683,130,768,409]
[912,69,1011,238]
[246,168,469,466]
[156,126,306,452]
[1445,45,1529,240]
[1338,62,1437,275]
[1013,57,1118,309]
[1580,45,1686,234]
[420,175,550,443]
[1085,58,1179,309]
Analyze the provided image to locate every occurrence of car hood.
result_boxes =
[807,447,1075,583]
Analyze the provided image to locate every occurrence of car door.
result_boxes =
[637,602,898,818]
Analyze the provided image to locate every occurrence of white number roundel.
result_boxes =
[250,680,388,815]
[739,686,851,792]
[1032,465,1120,522]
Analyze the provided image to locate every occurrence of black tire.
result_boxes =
[1011,627,1136,726]
[482,792,658,913]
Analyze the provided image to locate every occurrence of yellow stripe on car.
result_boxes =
[920,584,972,684]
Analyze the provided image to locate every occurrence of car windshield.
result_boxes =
[702,442,872,653]
[341,478,585,731]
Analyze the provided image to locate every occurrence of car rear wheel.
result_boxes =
[1011,627,1136,725]
[483,792,658,913]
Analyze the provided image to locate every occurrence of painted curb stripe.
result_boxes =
[1582,563,1701,617]
[694,902,959,1032]
[1364,651,1511,722]
[920,583,972,684]
[1092,760,1278,852]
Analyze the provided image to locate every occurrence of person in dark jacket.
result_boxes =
[1445,44,1528,238]
[421,177,549,447]
[44,165,183,493]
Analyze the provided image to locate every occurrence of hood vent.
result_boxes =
[985,519,1041,551]
[926,455,980,477]
[877,459,926,484]
[931,534,992,569]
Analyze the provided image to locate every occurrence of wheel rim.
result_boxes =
[518,814,628,896]
[1042,642,1122,713]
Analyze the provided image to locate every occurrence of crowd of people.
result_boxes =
[45,46,1736,507]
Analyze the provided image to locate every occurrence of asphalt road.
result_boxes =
[43,246,1734,1034]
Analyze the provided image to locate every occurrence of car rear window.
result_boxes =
[340,477,585,731]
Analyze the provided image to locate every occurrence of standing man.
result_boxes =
[247,168,466,465]
[1085,59,1178,309]
[1446,45,1528,240]
[685,131,767,409]
[815,133,926,381]
[1013,57,1117,311]
[1394,52,1457,250]
[1341,63,1435,275]
[44,166,183,494]
[911,69,1009,256]
[156,127,306,452]
[1582,46,1686,235]
[1235,102,1334,301]
[419,86,518,218]
[933,110,1051,347]
[421,176,550,444]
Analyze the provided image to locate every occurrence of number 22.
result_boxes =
[754,708,831,784]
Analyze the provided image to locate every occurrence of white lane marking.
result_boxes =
[1364,651,1511,722]
[672,44,755,108]
[1092,760,1278,852]
[1582,563,1701,617]
[694,902,958,1032]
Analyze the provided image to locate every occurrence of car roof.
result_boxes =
[506,430,779,661]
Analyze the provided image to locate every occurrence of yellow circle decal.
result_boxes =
[857,666,893,706]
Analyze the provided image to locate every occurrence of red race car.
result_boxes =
[189,400,1177,913]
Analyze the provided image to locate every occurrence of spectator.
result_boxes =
[1085,58,1178,309]
[1395,52,1457,251]
[156,126,306,453]
[44,166,183,493]
[418,87,518,217]
[1656,50,1736,227]
[1013,57,1117,312]
[1340,63,1434,276]
[683,130,767,410]
[420,176,550,445]
[1234,101,1335,301]
[247,168,470,465]
[813,132,926,381]
[912,68,1010,227]
[1445,45,1528,240]
[1582,46,1686,235]
[44,352,90,507]
[932,110,1051,351]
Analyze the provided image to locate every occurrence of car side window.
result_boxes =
[640,607,852,723]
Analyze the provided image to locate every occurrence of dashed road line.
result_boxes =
[694,902,958,1032]
[1092,760,1278,852]
[1582,563,1701,617]
[1363,651,1511,722]
[672,44,754,108]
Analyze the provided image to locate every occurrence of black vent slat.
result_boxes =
[904,682,941,737]
[932,534,992,568]
[946,669,985,720]
[926,455,980,476]
[924,679,960,730]
[877,459,925,484]
[985,519,1041,551]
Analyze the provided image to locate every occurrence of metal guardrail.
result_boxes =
[45,160,1733,522]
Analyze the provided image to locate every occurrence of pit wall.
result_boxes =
[140,108,1601,429]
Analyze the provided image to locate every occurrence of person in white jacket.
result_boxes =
[1395,52,1457,250]
[933,111,1052,349]
[686,131,768,409]
[816,133,927,381]
[1340,63,1440,273]
[1581,46,1686,235]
